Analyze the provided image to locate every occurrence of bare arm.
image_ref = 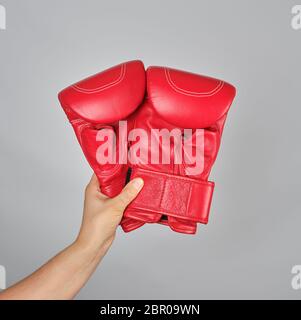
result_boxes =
[0,175,144,300]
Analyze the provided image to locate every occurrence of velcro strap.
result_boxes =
[128,168,215,223]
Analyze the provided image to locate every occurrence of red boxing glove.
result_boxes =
[124,66,236,234]
[58,60,146,232]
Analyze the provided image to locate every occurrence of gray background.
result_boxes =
[0,0,300,299]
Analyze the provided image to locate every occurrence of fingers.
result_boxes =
[86,174,98,189]
[111,178,144,211]
[85,174,107,198]
[89,174,99,186]
[85,174,97,193]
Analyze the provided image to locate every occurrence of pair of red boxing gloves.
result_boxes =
[58,60,236,234]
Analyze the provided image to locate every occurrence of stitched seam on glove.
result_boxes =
[164,68,225,97]
[71,63,127,94]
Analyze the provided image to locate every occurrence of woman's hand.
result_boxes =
[0,175,144,300]
[77,174,144,253]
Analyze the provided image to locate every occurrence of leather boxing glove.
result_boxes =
[58,60,146,232]
[124,66,236,234]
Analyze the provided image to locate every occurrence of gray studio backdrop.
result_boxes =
[0,0,300,299]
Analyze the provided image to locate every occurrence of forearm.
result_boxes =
[0,176,142,300]
[0,240,111,300]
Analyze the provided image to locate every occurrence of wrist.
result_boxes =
[74,234,115,258]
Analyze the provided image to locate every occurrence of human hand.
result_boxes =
[0,175,144,300]
[76,174,144,252]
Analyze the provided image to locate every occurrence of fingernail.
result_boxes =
[132,178,144,190]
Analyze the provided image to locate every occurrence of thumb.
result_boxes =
[111,178,144,211]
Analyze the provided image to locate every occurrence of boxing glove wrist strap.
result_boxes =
[128,168,215,223]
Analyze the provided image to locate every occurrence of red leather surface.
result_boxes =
[59,60,146,232]
[124,66,236,234]
[59,61,146,124]
[59,61,236,235]
[147,67,235,128]
[127,168,214,223]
